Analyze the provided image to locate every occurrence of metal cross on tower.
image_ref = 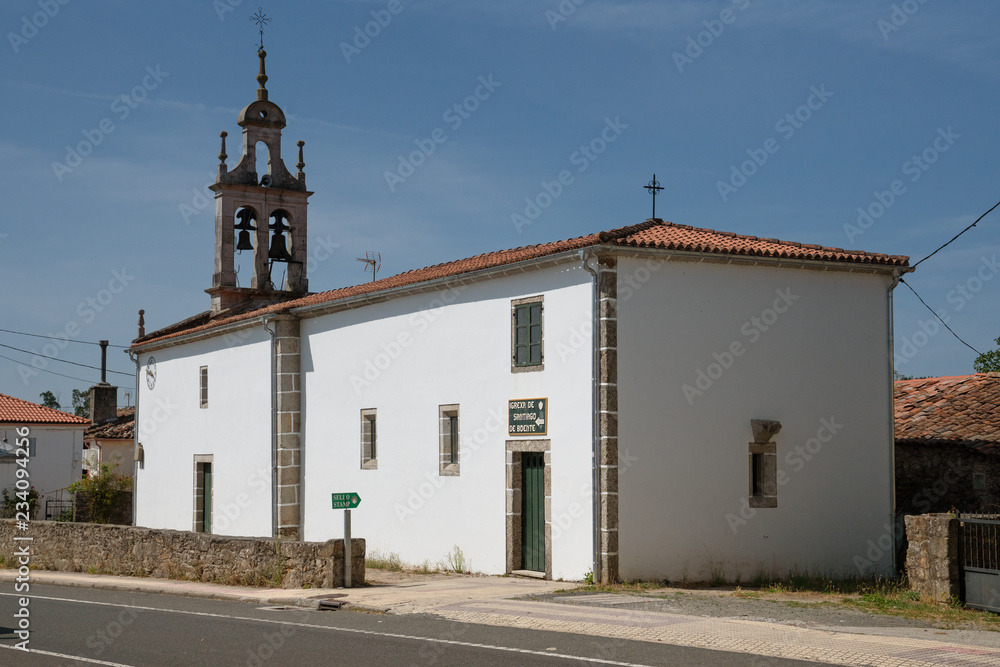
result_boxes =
[644,174,664,220]
[250,7,271,50]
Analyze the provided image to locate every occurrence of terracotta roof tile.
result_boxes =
[895,374,1000,454]
[85,407,134,440]
[0,394,91,425]
[134,219,909,348]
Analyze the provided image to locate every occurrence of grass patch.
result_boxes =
[414,559,437,574]
[843,591,1000,630]
[366,549,404,572]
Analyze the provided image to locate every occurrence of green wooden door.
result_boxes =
[203,463,213,534]
[521,452,545,572]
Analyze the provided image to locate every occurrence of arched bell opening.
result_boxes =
[266,208,293,290]
[254,141,271,184]
[233,207,259,288]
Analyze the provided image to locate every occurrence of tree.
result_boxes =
[38,391,60,410]
[69,461,132,524]
[71,389,90,418]
[975,337,1000,373]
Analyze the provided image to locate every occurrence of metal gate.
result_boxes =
[521,452,545,572]
[958,513,1000,612]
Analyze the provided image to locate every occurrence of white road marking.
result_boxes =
[0,643,136,665]
[0,592,653,666]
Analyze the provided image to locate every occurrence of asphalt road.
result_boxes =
[0,584,824,666]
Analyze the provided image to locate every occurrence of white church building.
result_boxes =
[131,48,912,583]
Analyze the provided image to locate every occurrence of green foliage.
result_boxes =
[1,486,41,519]
[445,545,468,573]
[68,462,132,523]
[974,337,1000,373]
[366,549,403,571]
[583,570,594,585]
[71,389,90,418]
[38,391,60,410]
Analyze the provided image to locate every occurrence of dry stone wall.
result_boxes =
[0,520,364,589]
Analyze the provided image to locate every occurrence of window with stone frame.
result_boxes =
[199,366,209,409]
[361,408,378,469]
[511,296,544,372]
[439,404,460,476]
[749,442,777,508]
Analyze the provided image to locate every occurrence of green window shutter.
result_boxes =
[514,302,543,366]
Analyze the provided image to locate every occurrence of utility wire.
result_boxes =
[0,327,129,348]
[912,199,1000,269]
[0,341,132,378]
[0,352,95,384]
[898,278,982,356]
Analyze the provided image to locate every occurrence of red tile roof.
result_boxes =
[895,374,1000,453]
[0,393,91,425]
[85,407,134,440]
[134,219,910,347]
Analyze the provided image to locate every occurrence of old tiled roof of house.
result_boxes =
[895,374,1000,454]
[0,393,91,425]
[85,407,134,440]
[133,219,910,347]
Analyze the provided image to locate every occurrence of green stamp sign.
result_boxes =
[331,492,361,509]
[508,398,547,435]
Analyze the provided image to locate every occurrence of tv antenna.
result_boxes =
[357,251,381,283]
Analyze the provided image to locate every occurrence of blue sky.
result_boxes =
[1,0,998,406]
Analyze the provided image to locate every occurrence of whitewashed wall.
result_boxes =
[0,425,84,500]
[616,256,895,581]
[301,264,595,580]
[135,328,272,537]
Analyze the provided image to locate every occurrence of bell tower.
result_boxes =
[207,47,312,315]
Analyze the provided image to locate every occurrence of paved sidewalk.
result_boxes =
[6,569,1000,666]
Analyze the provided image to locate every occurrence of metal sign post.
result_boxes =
[344,509,351,588]
[332,493,361,588]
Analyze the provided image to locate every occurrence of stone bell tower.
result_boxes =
[207,48,312,315]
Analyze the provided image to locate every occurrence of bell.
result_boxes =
[267,232,292,262]
[236,229,254,251]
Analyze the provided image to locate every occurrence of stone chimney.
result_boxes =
[90,384,118,425]
[89,340,117,424]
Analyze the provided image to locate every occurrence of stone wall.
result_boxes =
[0,520,364,589]
[896,442,1000,516]
[905,513,959,602]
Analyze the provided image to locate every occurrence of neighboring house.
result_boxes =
[0,393,89,515]
[895,373,1000,516]
[130,48,912,583]
[84,407,135,479]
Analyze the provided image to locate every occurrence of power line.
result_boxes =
[0,341,132,378]
[898,278,982,356]
[0,327,129,348]
[0,352,94,384]
[912,199,1000,268]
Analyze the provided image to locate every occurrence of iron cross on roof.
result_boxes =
[250,7,271,50]
[644,174,664,220]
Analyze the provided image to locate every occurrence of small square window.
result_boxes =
[199,366,209,409]
[512,297,544,372]
[974,473,986,491]
[361,409,377,469]
[439,404,460,476]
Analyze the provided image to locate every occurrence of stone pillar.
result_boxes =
[905,513,960,602]
[598,256,619,584]
[274,317,302,540]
